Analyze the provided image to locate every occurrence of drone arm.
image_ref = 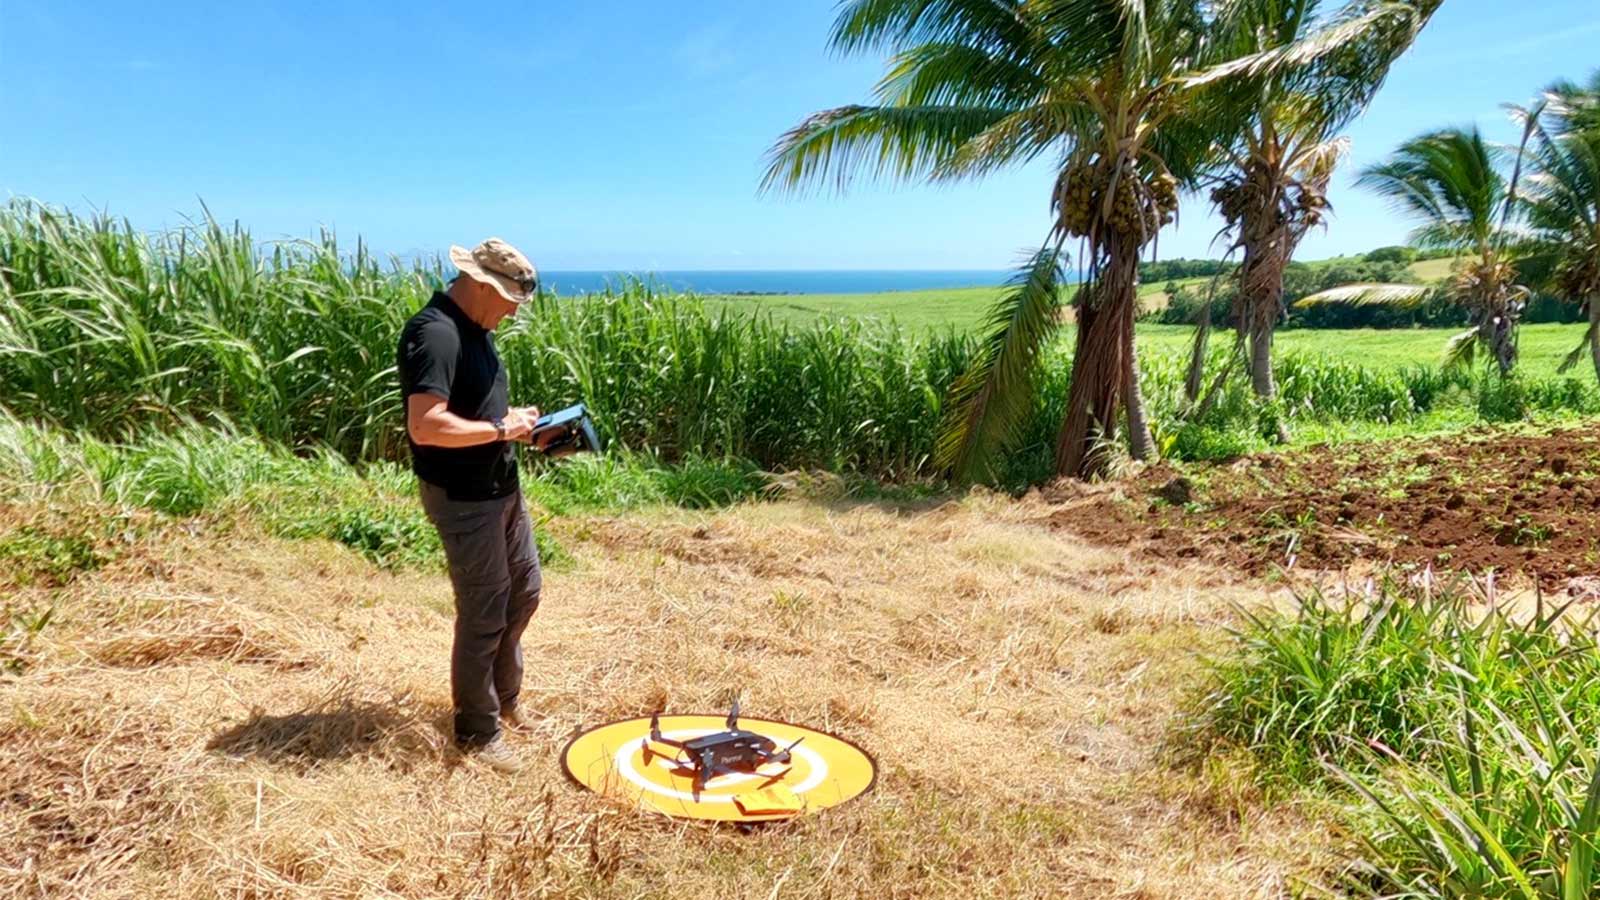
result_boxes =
[647,712,688,750]
[695,748,717,797]
[768,736,805,765]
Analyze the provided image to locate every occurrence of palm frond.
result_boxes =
[1293,0,1440,132]
[1516,87,1600,302]
[760,103,1014,195]
[1558,319,1597,375]
[873,41,1045,108]
[1112,0,1153,68]
[1294,134,1350,185]
[830,0,1035,56]
[1180,0,1428,95]
[1297,282,1435,308]
[1538,72,1600,137]
[1358,157,1449,226]
[935,247,1066,481]
[1031,0,1142,71]
[1442,327,1479,371]
[1406,221,1476,252]
[1357,127,1509,250]
[1503,98,1550,232]
[1521,136,1600,233]
[932,97,1097,181]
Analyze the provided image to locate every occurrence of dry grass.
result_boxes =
[2,490,1326,898]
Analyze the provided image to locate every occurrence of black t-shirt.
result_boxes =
[396,292,518,500]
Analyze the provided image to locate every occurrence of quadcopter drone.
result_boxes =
[641,700,804,799]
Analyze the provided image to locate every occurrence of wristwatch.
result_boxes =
[492,417,507,442]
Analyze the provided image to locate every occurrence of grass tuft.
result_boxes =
[1194,578,1600,895]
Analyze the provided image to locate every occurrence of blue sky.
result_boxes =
[4,1,1599,270]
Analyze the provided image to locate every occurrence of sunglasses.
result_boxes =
[495,271,538,296]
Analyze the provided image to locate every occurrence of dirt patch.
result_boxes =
[1044,427,1600,589]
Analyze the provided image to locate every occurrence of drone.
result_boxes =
[641,700,804,799]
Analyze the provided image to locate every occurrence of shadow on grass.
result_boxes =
[208,692,446,771]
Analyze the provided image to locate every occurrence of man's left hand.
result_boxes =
[511,406,558,449]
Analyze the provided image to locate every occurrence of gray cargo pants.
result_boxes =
[418,481,542,746]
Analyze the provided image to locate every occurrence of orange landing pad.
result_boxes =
[561,714,877,823]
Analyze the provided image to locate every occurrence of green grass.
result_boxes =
[704,289,1596,385]
[3,200,1595,493]
[0,201,976,477]
[692,255,1592,384]
[706,285,1002,333]
[1136,322,1594,380]
[0,415,785,571]
[0,524,105,588]
[1195,583,1600,897]
[693,256,1457,338]
[1408,255,1460,282]
[705,278,1202,333]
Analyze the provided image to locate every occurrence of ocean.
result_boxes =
[537,270,1011,296]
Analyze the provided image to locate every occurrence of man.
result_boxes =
[397,237,552,774]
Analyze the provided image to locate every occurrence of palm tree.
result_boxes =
[1518,74,1600,381]
[1301,127,1531,373]
[1211,0,1437,407]
[765,0,1390,480]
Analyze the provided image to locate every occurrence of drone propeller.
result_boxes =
[773,735,804,763]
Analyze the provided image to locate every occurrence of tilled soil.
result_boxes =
[1043,426,1600,590]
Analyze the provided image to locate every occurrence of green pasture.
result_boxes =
[703,300,1592,382]
[705,278,1199,332]
[1137,322,1593,380]
[707,284,1003,332]
[705,257,1503,373]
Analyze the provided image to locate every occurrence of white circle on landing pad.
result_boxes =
[561,714,877,822]
[612,729,831,804]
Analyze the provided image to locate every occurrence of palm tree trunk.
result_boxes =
[1249,323,1274,396]
[1240,220,1293,442]
[1588,296,1600,384]
[1056,235,1139,477]
[1184,298,1211,403]
[1125,349,1155,461]
[1487,311,1517,375]
[1240,222,1290,401]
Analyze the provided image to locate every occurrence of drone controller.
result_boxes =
[529,404,602,458]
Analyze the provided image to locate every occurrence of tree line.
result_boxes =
[762,0,1600,479]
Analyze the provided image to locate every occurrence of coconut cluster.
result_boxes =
[1211,178,1330,229]
[1055,160,1179,240]
[1298,188,1330,227]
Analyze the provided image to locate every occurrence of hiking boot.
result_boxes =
[501,704,539,734]
[469,735,524,774]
